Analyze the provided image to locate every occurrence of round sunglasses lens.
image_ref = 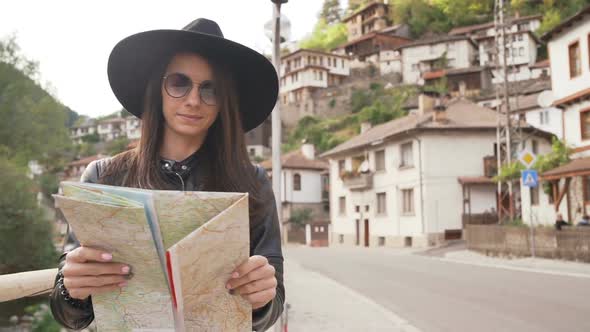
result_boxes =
[199,82,217,105]
[165,74,191,97]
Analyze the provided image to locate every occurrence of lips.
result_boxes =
[177,113,204,122]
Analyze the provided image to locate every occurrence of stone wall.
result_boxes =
[281,66,403,129]
[466,224,590,262]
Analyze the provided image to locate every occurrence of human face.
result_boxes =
[161,53,219,140]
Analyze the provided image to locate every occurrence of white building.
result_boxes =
[477,80,563,139]
[70,120,97,144]
[125,117,141,140]
[531,60,551,79]
[97,117,126,142]
[476,30,541,83]
[520,6,590,227]
[260,144,329,223]
[398,36,478,85]
[379,49,402,75]
[279,49,350,105]
[449,14,542,38]
[322,95,552,248]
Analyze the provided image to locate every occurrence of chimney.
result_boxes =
[433,97,448,123]
[360,122,372,134]
[418,93,435,115]
[301,143,315,160]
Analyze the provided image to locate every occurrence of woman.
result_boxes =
[49,18,284,331]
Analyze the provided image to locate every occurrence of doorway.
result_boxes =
[355,219,360,246]
[364,219,369,247]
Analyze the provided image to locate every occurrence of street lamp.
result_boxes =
[268,0,288,244]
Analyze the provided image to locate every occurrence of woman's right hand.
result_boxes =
[61,246,132,300]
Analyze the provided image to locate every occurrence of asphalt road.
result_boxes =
[284,246,590,332]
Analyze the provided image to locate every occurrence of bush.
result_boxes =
[80,132,100,143]
[38,173,59,200]
[289,208,313,228]
[0,159,57,274]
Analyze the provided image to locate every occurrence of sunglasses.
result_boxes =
[162,73,217,106]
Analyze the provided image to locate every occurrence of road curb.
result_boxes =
[424,255,590,279]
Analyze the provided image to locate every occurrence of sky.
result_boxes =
[0,0,328,118]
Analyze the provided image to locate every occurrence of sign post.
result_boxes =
[519,149,538,258]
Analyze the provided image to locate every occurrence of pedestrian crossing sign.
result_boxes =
[522,170,538,188]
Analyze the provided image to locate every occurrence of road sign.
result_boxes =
[522,170,539,188]
[518,150,537,169]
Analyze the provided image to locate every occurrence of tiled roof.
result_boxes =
[321,98,554,158]
[260,149,329,171]
[449,14,542,36]
[67,154,108,167]
[543,156,590,179]
[396,35,476,50]
[321,100,501,157]
[531,59,550,69]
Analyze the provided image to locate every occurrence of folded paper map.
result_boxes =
[54,181,252,331]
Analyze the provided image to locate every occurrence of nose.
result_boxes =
[185,84,201,107]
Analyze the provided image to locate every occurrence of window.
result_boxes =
[319,71,323,80]
[338,159,345,174]
[569,41,582,78]
[402,189,414,215]
[540,110,550,125]
[293,173,301,191]
[375,150,385,171]
[355,205,360,212]
[365,205,369,212]
[530,187,540,206]
[339,196,346,215]
[531,140,539,154]
[518,34,523,41]
[580,109,590,140]
[584,177,590,203]
[519,47,524,56]
[339,234,344,243]
[378,237,386,246]
[377,192,387,215]
[400,142,414,168]
[249,148,256,156]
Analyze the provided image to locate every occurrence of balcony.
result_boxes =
[342,172,373,191]
[484,155,497,177]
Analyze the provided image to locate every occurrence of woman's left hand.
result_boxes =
[226,255,277,309]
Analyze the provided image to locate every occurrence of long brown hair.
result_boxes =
[99,53,268,223]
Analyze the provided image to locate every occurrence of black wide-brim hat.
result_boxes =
[107,18,278,132]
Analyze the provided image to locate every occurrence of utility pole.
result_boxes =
[494,0,522,223]
[270,0,287,244]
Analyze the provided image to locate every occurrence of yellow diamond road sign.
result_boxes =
[518,150,537,169]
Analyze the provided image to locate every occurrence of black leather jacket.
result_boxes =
[49,153,285,331]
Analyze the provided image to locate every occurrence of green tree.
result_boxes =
[0,159,57,274]
[106,137,130,155]
[0,38,72,171]
[320,0,342,25]
[288,208,313,227]
[536,9,561,36]
[391,0,451,37]
[347,0,366,13]
[431,0,494,27]
[300,19,348,51]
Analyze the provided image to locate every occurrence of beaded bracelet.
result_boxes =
[56,271,92,309]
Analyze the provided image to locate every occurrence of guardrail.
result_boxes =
[0,268,58,302]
